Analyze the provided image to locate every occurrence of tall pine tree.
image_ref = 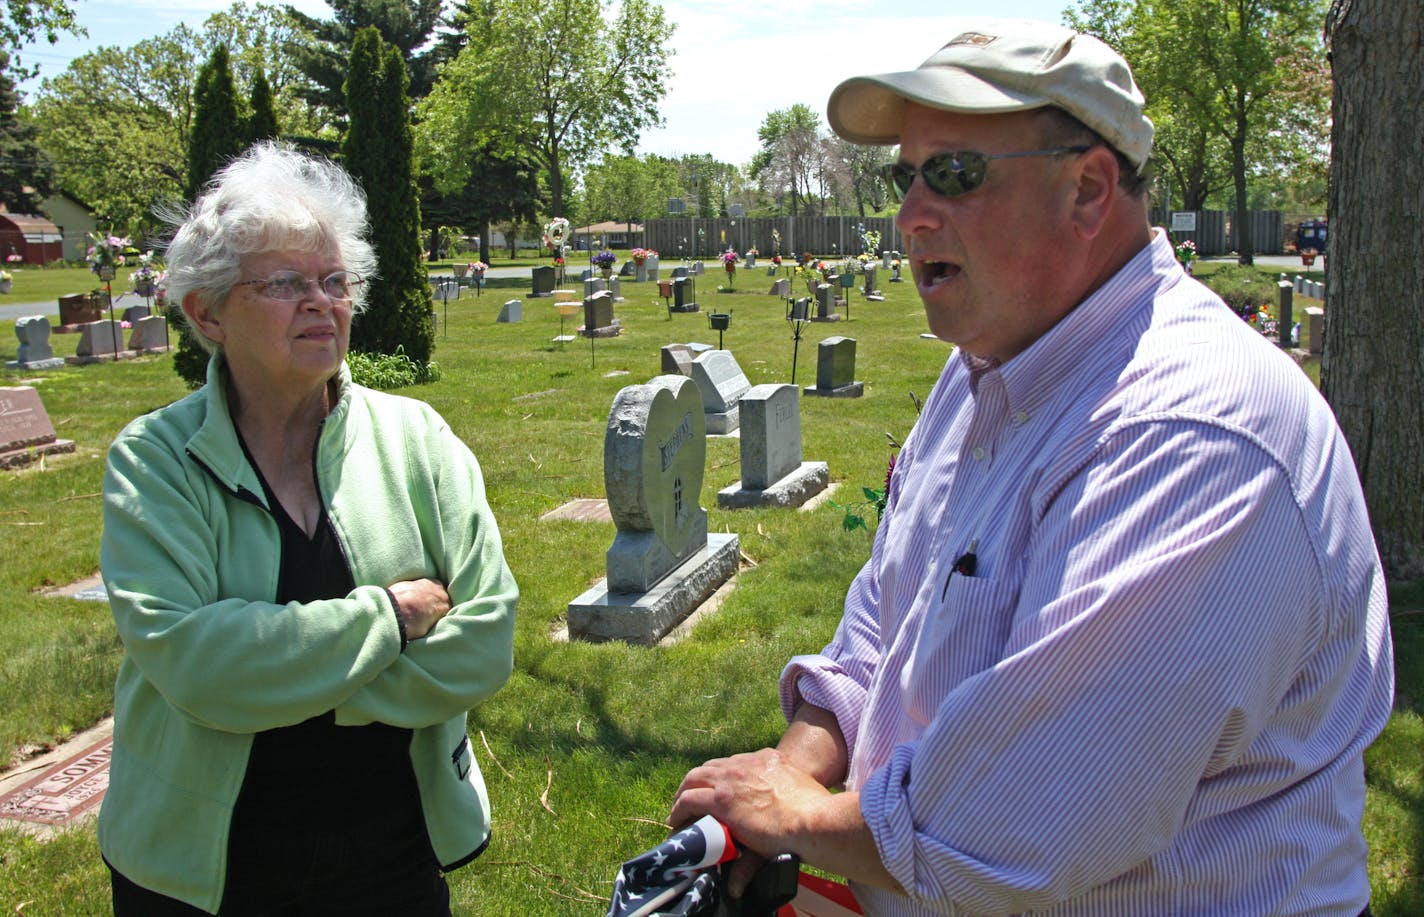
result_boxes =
[184,44,244,201]
[174,43,248,388]
[0,51,53,214]
[246,67,280,143]
[343,27,434,364]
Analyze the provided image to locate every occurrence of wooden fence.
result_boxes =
[641,216,904,260]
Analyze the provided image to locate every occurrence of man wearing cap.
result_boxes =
[671,18,1393,917]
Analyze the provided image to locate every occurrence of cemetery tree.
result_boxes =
[31,5,319,233]
[751,105,823,217]
[245,66,280,142]
[585,154,679,229]
[2,0,81,74]
[420,143,540,266]
[1323,0,1424,581]
[417,0,673,218]
[344,27,435,364]
[185,43,245,202]
[1070,0,1325,262]
[0,51,53,212]
[285,0,442,130]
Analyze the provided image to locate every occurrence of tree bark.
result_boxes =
[1324,0,1424,580]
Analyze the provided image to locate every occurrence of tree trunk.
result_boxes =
[1324,0,1424,581]
[1231,117,1252,266]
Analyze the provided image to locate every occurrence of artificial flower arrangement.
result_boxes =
[721,250,738,273]
[770,254,782,266]
[1174,239,1197,264]
[543,217,570,251]
[470,261,488,274]
[631,247,657,264]
[860,228,882,256]
[0,269,12,283]
[745,247,759,258]
[591,250,618,270]
[130,251,163,295]
[5,253,21,264]
[87,232,133,277]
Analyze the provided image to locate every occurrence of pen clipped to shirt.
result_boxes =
[941,538,978,600]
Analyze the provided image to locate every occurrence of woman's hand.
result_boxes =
[389,578,451,639]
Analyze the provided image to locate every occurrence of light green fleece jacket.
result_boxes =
[98,354,517,914]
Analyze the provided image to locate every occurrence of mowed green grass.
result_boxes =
[0,261,1417,914]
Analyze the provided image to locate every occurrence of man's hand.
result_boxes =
[670,746,903,898]
[388,577,451,640]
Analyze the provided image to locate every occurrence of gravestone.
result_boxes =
[497,299,523,323]
[690,349,750,434]
[1305,307,1324,355]
[582,290,619,338]
[620,260,635,277]
[788,297,811,321]
[672,276,698,313]
[58,293,100,326]
[862,265,883,301]
[691,261,706,276]
[661,343,694,376]
[1277,281,1293,349]
[584,277,607,300]
[121,304,151,324]
[128,315,168,352]
[717,384,829,509]
[890,251,904,282]
[882,251,892,270]
[646,256,660,282]
[745,253,757,268]
[530,265,556,297]
[7,316,64,370]
[0,387,76,469]
[1294,275,1305,294]
[567,374,739,643]
[813,284,842,321]
[608,276,624,303]
[805,336,863,398]
[769,277,789,297]
[73,320,127,360]
[671,266,688,280]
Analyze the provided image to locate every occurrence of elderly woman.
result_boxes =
[98,143,517,916]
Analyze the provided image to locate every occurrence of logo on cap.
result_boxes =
[946,32,999,48]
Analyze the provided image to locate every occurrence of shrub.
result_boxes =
[1200,264,1276,318]
[346,348,441,389]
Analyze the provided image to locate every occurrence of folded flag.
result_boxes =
[608,815,738,917]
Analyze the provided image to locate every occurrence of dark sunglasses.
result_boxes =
[882,146,1093,201]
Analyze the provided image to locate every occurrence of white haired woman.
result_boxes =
[98,143,517,916]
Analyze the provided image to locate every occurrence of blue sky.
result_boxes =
[18,0,1076,167]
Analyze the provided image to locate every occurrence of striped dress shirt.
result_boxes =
[781,231,1395,916]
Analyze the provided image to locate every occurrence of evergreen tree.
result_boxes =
[245,67,280,142]
[343,27,434,364]
[174,43,247,388]
[184,43,244,201]
[0,51,52,213]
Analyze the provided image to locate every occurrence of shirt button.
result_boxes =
[1014,410,1029,425]
[973,446,986,461]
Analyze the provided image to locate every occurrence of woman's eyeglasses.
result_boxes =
[881,146,1092,201]
[234,270,364,302]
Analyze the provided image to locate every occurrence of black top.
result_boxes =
[231,435,420,833]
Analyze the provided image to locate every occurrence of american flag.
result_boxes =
[607,815,738,917]
[606,816,863,917]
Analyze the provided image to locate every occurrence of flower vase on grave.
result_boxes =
[601,267,613,281]
[133,280,155,298]
[98,265,117,282]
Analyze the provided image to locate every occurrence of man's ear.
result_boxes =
[181,291,224,344]
[1069,145,1120,241]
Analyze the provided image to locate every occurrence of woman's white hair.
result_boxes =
[163,142,378,354]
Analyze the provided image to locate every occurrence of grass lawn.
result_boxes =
[0,262,1416,915]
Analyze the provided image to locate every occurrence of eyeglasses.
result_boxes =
[881,146,1093,202]
[233,270,364,302]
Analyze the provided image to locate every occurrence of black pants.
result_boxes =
[109,814,451,916]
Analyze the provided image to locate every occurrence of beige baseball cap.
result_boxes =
[827,18,1153,173]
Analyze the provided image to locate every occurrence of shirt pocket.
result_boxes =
[901,574,1020,727]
